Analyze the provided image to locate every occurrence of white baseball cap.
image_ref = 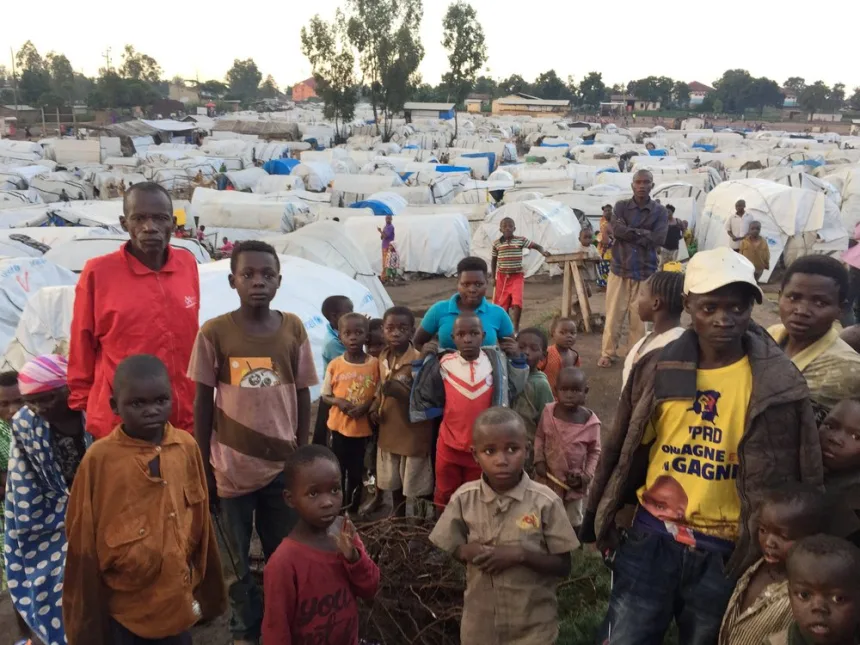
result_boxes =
[683,247,763,303]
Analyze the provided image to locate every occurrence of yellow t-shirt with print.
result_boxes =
[637,356,751,541]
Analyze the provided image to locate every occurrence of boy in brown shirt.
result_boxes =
[739,220,770,281]
[63,354,226,645]
[430,407,579,644]
[372,306,435,516]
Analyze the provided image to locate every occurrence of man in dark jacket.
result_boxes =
[581,247,822,645]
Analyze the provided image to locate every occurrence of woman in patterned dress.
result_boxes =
[596,204,614,289]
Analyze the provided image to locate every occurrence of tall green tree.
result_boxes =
[198,80,229,99]
[711,69,755,114]
[672,81,692,109]
[798,81,831,117]
[829,83,846,111]
[441,0,487,128]
[301,12,358,140]
[499,74,530,96]
[46,52,75,102]
[578,72,607,109]
[533,70,571,101]
[783,77,806,93]
[16,41,45,73]
[225,58,263,104]
[346,0,424,140]
[473,75,498,98]
[258,75,280,99]
[118,45,162,84]
[745,77,784,116]
[849,87,860,111]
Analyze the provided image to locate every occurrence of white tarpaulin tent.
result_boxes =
[472,200,582,277]
[697,179,833,282]
[191,187,296,232]
[821,167,860,232]
[2,286,76,371]
[0,258,78,358]
[267,221,393,314]
[44,236,210,271]
[344,213,471,276]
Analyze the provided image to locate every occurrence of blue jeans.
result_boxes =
[218,473,297,641]
[598,526,736,645]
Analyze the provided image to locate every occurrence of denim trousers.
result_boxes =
[218,473,297,640]
[597,526,736,645]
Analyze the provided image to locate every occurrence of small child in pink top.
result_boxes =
[534,367,601,532]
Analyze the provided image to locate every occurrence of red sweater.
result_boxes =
[68,243,200,438]
[263,536,380,645]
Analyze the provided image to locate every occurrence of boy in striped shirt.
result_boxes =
[491,217,550,331]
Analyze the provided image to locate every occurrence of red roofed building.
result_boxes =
[292,77,318,102]
[688,81,714,106]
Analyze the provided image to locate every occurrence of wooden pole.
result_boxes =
[9,48,19,126]
[56,107,61,136]
[41,107,46,136]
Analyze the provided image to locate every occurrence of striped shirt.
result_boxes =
[188,312,319,498]
[718,558,791,645]
[492,235,532,274]
[610,198,668,281]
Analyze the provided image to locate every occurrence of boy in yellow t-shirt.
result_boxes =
[581,248,823,645]
[321,313,380,513]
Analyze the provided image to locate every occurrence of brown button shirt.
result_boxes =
[63,424,226,644]
[430,473,579,645]
[374,345,434,457]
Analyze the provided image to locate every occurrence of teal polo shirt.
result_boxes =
[420,294,515,350]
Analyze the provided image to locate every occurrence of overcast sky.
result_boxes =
[1,0,856,90]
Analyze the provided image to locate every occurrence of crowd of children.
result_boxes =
[6,231,860,645]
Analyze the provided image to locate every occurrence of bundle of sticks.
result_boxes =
[357,516,464,645]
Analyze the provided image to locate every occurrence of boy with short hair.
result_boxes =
[189,240,318,645]
[372,307,434,516]
[321,313,380,513]
[314,295,354,446]
[491,217,550,331]
[766,534,860,645]
[367,318,385,358]
[263,445,379,644]
[740,220,770,281]
[430,407,579,644]
[410,314,529,508]
[512,327,555,446]
[820,399,860,545]
[582,247,823,645]
[64,355,226,645]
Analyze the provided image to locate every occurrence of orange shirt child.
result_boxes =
[322,355,380,438]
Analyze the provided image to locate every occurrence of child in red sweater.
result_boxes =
[262,445,380,644]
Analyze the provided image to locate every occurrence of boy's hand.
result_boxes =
[335,398,355,414]
[204,466,219,511]
[499,337,520,358]
[421,340,439,356]
[381,381,398,397]
[578,473,592,491]
[473,545,525,574]
[334,516,360,563]
[566,473,582,489]
[534,462,547,478]
[347,402,371,419]
[457,542,490,563]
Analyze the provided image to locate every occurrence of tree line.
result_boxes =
[2,22,859,123]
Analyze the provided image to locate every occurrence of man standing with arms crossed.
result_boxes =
[598,169,668,368]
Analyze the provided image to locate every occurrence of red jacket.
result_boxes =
[68,243,200,438]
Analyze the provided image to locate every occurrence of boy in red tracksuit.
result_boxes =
[410,313,529,509]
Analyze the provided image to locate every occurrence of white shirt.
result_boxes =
[725,213,754,250]
[622,327,686,388]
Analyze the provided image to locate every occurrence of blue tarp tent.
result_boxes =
[263,158,300,175]
[581,139,595,146]
[351,200,394,216]
[648,149,668,156]
[596,168,619,174]
[540,142,570,148]
[435,165,471,173]
[461,152,496,172]
[440,108,455,120]
[692,143,717,152]
[792,158,825,168]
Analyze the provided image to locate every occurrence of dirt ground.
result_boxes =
[0,273,784,645]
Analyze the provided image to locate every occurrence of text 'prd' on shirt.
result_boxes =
[638,356,752,542]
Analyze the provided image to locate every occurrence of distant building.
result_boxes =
[465,93,491,113]
[292,77,318,102]
[0,104,39,124]
[609,95,661,112]
[492,94,569,116]
[782,89,798,108]
[688,81,714,106]
[403,102,456,122]
[168,82,200,105]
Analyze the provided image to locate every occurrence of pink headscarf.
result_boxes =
[18,354,69,396]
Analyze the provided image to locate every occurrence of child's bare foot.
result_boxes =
[597,356,613,368]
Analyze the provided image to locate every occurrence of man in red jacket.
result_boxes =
[68,182,200,438]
